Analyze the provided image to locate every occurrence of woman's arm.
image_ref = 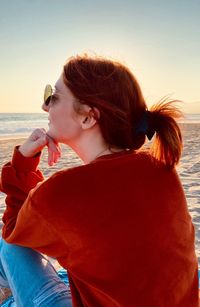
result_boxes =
[0,144,66,257]
[0,129,61,246]
[1,146,44,232]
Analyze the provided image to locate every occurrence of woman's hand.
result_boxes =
[19,129,61,166]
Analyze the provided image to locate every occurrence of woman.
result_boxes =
[0,53,199,306]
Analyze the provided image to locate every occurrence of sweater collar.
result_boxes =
[91,149,134,163]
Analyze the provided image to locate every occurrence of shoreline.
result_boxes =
[0,136,27,141]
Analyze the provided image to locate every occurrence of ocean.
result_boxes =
[0,113,200,140]
[0,113,49,140]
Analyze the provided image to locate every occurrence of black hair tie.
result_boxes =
[135,110,155,140]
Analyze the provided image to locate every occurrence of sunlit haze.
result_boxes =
[0,0,199,113]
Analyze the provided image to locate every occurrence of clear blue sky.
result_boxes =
[0,0,199,113]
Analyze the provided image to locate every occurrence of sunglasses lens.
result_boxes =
[44,84,52,105]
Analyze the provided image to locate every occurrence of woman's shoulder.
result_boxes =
[32,148,180,200]
[92,149,171,171]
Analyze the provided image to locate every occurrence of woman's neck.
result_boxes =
[65,129,124,164]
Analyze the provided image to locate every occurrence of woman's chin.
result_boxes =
[47,129,67,145]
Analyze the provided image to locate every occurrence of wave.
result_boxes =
[179,114,200,123]
[0,113,48,139]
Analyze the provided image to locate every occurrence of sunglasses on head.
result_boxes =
[44,84,53,106]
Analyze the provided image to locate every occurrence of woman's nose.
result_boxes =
[41,101,50,112]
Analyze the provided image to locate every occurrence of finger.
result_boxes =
[31,128,46,141]
[48,147,54,166]
[48,144,60,161]
[48,144,60,166]
[45,134,61,165]
[52,148,62,164]
[35,135,47,147]
[56,143,62,155]
[52,151,60,164]
[41,128,46,133]
[46,135,61,155]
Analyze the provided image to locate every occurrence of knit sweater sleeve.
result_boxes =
[2,191,67,257]
[0,147,68,258]
[0,146,44,227]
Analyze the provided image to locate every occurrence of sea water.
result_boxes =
[0,113,200,140]
[0,113,48,139]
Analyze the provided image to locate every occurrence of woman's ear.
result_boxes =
[81,106,100,130]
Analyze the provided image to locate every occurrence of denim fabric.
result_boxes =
[0,238,72,307]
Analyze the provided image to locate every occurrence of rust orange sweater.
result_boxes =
[0,147,199,306]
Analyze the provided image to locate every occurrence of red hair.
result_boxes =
[63,53,182,169]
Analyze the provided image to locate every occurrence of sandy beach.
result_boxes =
[0,124,200,269]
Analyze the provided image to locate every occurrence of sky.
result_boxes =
[0,0,199,113]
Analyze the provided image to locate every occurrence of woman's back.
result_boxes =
[4,149,197,306]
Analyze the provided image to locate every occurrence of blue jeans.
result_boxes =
[0,238,72,306]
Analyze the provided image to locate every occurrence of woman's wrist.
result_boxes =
[18,144,36,158]
[18,145,41,158]
[12,146,41,172]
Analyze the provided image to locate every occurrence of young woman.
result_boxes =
[0,54,199,306]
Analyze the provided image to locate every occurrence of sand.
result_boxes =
[0,124,200,269]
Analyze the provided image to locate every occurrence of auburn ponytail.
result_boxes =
[149,99,183,169]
